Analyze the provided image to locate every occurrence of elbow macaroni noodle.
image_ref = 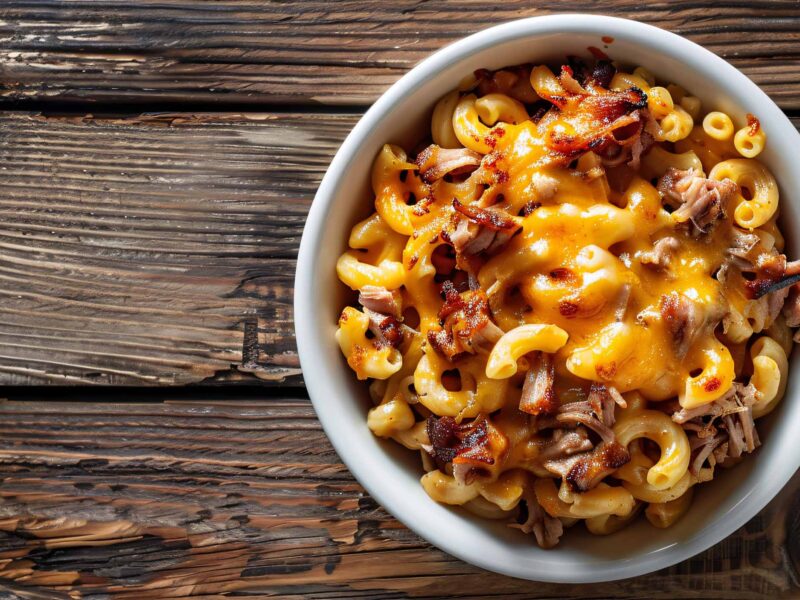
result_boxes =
[334,56,795,546]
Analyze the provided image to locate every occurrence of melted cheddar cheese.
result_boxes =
[334,58,793,547]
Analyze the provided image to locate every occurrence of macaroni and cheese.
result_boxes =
[335,56,798,547]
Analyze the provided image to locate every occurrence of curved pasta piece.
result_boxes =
[639,146,703,180]
[750,336,788,418]
[645,487,694,528]
[658,106,694,143]
[391,421,429,450]
[708,158,778,229]
[336,253,405,290]
[486,324,569,379]
[702,111,734,141]
[415,348,509,418]
[680,337,736,409]
[647,86,674,119]
[452,93,508,153]
[585,501,643,535]
[734,118,766,158]
[534,478,636,519]
[336,307,402,380]
[478,470,528,511]
[623,470,693,503]
[372,144,420,235]
[336,213,407,290]
[431,90,462,149]
[367,399,415,437]
[474,93,529,126]
[421,470,480,504]
[614,410,691,490]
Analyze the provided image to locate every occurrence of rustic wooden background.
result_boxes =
[0,2,799,598]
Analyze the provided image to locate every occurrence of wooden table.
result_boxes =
[0,2,799,598]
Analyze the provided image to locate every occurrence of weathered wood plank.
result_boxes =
[2,2,800,108]
[0,111,357,385]
[0,399,797,598]
[3,111,800,387]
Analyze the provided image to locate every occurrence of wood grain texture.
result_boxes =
[2,111,800,388]
[2,1,800,108]
[0,399,797,599]
[0,111,357,386]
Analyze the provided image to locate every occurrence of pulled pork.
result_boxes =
[425,414,508,484]
[363,308,404,350]
[415,145,482,184]
[659,292,723,359]
[534,383,625,443]
[359,285,406,349]
[533,384,631,492]
[639,236,680,271]
[519,352,558,416]
[545,440,631,493]
[553,400,615,444]
[427,280,504,360]
[536,427,595,465]
[512,491,564,549]
[447,199,521,260]
[717,228,797,331]
[537,69,649,162]
[657,168,737,235]
[359,285,402,318]
[673,383,760,479]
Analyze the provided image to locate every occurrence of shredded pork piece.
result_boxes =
[553,401,615,444]
[726,229,760,268]
[657,168,737,234]
[672,383,758,424]
[519,352,558,415]
[415,145,482,184]
[534,384,624,439]
[640,236,680,270]
[561,441,630,492]
[659,292,722,359]
[537,76,648,161]
[717,227,795,329]
[586,383,621,426]
[447,199,521,261]
[687,427,728,478]
[786,260,800,276]
[766,285,791,327]
[511,491,564,548]
[427,281,503,360]
[627,128,655,170]
[364,308,404,349]
[674,383,760,477]
[358,286,402,318]
[537,428,594,463]
[425,414,507,484]
[538,384,629,492]
[453,199,519,232]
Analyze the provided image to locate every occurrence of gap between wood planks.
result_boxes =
[1,385,311,403]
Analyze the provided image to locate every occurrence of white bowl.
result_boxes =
[295,14,800,582]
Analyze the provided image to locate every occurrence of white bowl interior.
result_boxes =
[296,15,800,582]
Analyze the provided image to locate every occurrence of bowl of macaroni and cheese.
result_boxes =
[295,14,800,582]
